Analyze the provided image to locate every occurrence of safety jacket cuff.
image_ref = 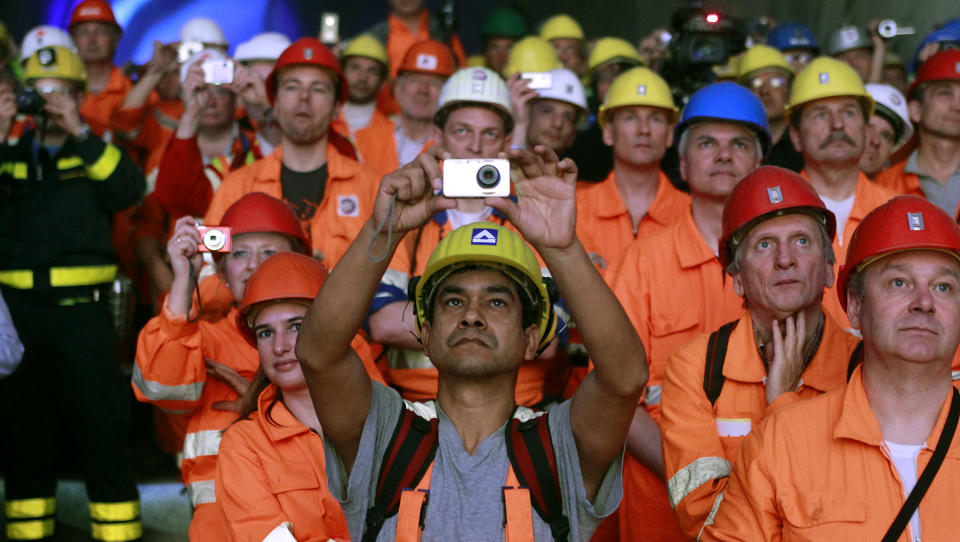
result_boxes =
[159,296,201,337]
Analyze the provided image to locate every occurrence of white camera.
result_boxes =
[202,59,234,85]
[522,72,554,90]
[442,159,510,198]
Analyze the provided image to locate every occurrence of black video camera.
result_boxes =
[16,87,45,116]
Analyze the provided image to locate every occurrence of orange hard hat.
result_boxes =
[266,37,345,105]
[837,195,960,311]
[397,40,456,77]
[219,192,309,254]
[69,0,120,32]
[908,49,960,99]
[236,252,327,345]
[719,166,835,269]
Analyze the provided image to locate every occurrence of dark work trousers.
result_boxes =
[0,284,141,541]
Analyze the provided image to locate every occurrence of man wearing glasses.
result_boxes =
[738,44,804,172]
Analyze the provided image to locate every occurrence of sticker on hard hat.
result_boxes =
[819,72,830,84]
[566,84,574,94]
[841,27,860,45]
[37,47,56,66]
[890,94,902,106]
[337,195,359,217]
[471,228,499,245]
[79,7,103,16]
[789,31,807,46]
[416,54,438,70]
[908,212,925,231]
[767,186,783,204]
[637,84,647,96]
[304,48,314,60]
[471,69,488,80]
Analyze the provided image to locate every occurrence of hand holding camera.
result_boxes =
[373,146,457,238]
[167,216,206,280]
[41,91,85,136]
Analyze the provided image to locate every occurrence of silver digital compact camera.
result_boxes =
[442,159,510,198]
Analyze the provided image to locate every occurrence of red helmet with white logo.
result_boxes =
[837,195,960,311]
[69,0,121,33]
[908,49,960,99]
[236,252,327,345]
[219,192,310,255]
[397,40,455,77]
[266,38,345,105]
[719,166,835,269]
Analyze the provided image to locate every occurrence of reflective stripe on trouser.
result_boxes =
[666,456,732,508]
[90,501,142,542]
[5,497,56,540]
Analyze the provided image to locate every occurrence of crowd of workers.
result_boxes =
[1,0,960,540]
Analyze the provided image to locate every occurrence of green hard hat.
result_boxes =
[483,7,528,39]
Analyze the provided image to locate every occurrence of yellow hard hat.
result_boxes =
[503,36,560,76]
[588,37,643,73]
[341,34,387,66]
[413,222,557,354]
[597,66,677,127]
[24,46,87,90]
[539,14,584,42]
[785,56,874,123]
[737,44,794,80]
[714,52,743,81]
[466,54,485,67]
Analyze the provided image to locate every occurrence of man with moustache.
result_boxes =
[786,56,898,327]
[607,82,768,542]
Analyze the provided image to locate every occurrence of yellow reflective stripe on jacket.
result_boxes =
[667,456,731,508]
[0,161,29,179]
[89,501,140,522]
[86,144,122,181]
[50,265,117,287]
[91,521,142,542]
[57,156,85,170]
[0,270,34,289]
[6,497,56,518]
[210,156,225,174]
[6,518,55,540]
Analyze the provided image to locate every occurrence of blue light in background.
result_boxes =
[47,0,304,65]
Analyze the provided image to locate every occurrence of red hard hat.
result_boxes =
[266,37,346,105]
[69,0,120,31]
[236,252,327,345]
[219,192,309,254]
[908,49,960,99]
[397,40,456,77]
[719,166,836,269]
[837,195,960,312]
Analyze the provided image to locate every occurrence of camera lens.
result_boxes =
[476,164,501,189]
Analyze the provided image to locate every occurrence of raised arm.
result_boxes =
[296,148,456,471]
[488,147,648,501]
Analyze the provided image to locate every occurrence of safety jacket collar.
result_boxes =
[256,383,313,442]
[674,206,717,269]
[388,9,430,39]
[250,142,364,188]
[834,365,960,459]
[722,309,849,393]
[849,171,885,223]
[598,169,677,226]
[93,66,131,97]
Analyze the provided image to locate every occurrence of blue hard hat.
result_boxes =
[767,22,819,54]
[675,82,772,156]
[911,27,960,72]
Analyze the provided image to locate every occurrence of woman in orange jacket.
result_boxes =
[216,252,357,541]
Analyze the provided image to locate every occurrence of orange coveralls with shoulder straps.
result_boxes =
[205,146,380,269]
[660,310,860,540]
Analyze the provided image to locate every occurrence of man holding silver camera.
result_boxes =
[367,66,559,407]
[0,45,145,542]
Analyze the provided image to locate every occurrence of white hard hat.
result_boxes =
[180,48,227,83]
[531,68,588,126]
[234,32,291,63]
[180,18,227,47]
[21,25,77,63]
[435,67,514,131]
[865,83,913,151]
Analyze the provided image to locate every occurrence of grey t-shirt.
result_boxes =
[324,382,623,541]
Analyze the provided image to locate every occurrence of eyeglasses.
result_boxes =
[747,76,789,89]
[784,51,813,65]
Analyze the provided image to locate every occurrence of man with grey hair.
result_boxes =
[659,166,860,540]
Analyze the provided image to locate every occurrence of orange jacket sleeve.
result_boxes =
[154,136,215,219]
[660,336,733,540]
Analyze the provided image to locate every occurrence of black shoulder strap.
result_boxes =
[846,340,864,381]
[361,406,439,542]
[881,387,960,542]
[703,320,739,406]
[505,413,570,542]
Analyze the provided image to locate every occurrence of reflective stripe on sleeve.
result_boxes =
[697,493,724,542]
[0,161,29,179]
[86,144,122,181]
[188,479,217,506]
[0,270,34,289]
[49,265,116,287]
[89,501,140,522]
[952,370,960,381]
[57,156,85,170]
[6,497,55,518]
[667,456,731,508]
[6,518,55,540]
[131,364,203,403]
[91,521,142,542]
[183,430,222,460]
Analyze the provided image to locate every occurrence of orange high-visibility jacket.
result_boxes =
[80,66,132,138]
[575,170,690,282]
[661,310,859,540]
[111,94,184,168]
[216,383,350,542]
[703,365,960,542]
[354,113,432,178]
[875,158,960,219]
[204,146,380,270]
